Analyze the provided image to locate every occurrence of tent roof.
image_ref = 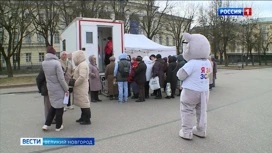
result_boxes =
[124,34,176,52]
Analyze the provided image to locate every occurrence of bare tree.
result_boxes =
[140,0,172,40]
[165,3,196,54]
[0,1,34,77]
[260,27,272,65]
[31,1,60,47]
[254,27,263,66]
[59,0,109,28]
[196,1,223,61]
[58,0,77,27]
[106,0,133,33]
[240,18,259,66]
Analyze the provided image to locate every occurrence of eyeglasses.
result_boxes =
[182,40,188,44]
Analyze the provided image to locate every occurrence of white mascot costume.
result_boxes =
[177,33,212,140]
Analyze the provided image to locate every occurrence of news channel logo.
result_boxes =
[218,8,252,16]
[20,137,95,146]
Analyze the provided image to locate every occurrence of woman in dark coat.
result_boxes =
[134,56,147,102]
[176,55,187,96]
[165,56,178,99]
[151,54,165,99]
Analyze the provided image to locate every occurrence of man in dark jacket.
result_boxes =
[166,56,178,99]
[134,56,147,102]
[151,54,165,99]
[36,68,54,123]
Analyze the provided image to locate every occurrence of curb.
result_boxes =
[0,84,36,89]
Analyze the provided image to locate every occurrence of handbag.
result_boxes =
[149,76,160,90]
[166,83,171,96]
[68,76,76,87]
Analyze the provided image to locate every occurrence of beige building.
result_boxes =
[0,1,188,70]
[227,17,272,63]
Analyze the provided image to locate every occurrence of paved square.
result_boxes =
[0,68,271,153]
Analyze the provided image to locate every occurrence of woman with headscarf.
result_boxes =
[105,56,118,100]
[42,46,69,131]
[59,51,74,110]
[165,56,178,99]
[134,56,147,102]
[71,50,91,125]
[176,55,187,96]
[89,55,102,102]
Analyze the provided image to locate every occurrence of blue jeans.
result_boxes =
[118,81,128,102]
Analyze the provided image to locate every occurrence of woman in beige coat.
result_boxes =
[72,50,91,125]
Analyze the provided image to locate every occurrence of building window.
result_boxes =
[62,39,66,51]
[26,53,31,62]
[37,33,44,43]
[86,32,93,44]
[54,32,59,44]
[159,36,162,44]
[24,31,31,44]
[172,37,175,46]
[39,53,44,62]
[166,37,169,46]
[56,52,60,59]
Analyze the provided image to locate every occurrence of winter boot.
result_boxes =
[76,108,84,123]
[80,108,91,125]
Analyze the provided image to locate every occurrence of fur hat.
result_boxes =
[109,56,115,61]
[46,46,56,54]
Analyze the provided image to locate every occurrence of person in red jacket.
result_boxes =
[128,57,139,99]
[104,37,113,65]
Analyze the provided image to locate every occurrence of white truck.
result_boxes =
[60,17,124,72]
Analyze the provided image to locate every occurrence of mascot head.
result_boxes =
[182,33,210,61]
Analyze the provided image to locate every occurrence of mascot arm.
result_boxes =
[176,68,189,81]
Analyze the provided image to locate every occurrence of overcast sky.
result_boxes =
[158,1,272,18]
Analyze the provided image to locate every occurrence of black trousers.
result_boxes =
[145,81,150,97]
[128,82,131,97]
[155,89,162,97]
[170,83,176,97]
[137,83,145,100]
[90,91,100,100]
[104,53,112,65]
[45,106,64,129]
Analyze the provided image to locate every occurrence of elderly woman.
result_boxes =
[42,46,69,131]
[59,51,74,110]
[72,50,91,125]
[105,56,118,100]
[89,55,102,102]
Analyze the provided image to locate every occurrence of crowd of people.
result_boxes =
[35,45,217,132]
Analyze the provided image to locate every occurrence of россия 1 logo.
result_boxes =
[218,8,252,16]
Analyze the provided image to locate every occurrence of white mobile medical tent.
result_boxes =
[124,34,176,58]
